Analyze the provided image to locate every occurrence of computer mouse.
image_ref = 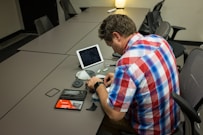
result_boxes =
[95,74,105,79]
[76,70,95,80]
[76,70,90,80]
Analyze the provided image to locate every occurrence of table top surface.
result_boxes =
[19,22,99,54]
[69,7,149,28]
[0,51,67,119]
[0,55,116,135]
[67,24,115,59]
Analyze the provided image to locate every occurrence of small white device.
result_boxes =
[76,70,91,80]
[76,44,104,69]
[95,74,105,79]
[76,70,95,80]
[107,8,117,13]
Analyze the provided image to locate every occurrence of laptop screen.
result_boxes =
[76,44,104,69]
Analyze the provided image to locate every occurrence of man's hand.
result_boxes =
[86,77,103,92]
[104,72,114,87]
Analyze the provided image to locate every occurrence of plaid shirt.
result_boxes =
[107,33,180,135]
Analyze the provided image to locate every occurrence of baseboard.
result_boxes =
[0,30,26,44]
[174,40,203,46]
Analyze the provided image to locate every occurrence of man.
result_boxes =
[86,14,180,135]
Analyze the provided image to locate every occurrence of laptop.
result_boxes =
[76,44,104,72]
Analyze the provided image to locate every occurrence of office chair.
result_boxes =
[34,15,54,35]
[178,48,203,109]
[173,48,203,135]
[179,48,203,135]
[59,0,81,21]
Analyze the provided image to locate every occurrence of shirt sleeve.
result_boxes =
[107,65,137,112]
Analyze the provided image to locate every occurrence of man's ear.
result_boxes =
[112,32,121,41]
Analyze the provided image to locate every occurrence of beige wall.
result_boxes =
[78,0,203,42]
[0,0,22,39]
[1,0,203,42]
[162,0,203,42]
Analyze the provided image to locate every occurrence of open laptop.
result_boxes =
[76,44,105,72]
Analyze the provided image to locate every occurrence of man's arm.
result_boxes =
[96,84,126,121]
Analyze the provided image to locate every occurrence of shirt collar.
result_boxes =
[123,33,143,53]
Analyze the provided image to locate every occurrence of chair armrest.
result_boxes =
[171,25,186,40]
[171,92,201,123]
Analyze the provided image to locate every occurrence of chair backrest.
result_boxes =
[155,21,171,39]
[174,48,203,135]
[34,15,54,35]
[59,0,81,21]
[152,0,165,11]
[140,10,163,34]
[139,0,164,34]
[179,48,203,109]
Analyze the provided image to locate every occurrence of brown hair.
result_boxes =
[98,14,137,42]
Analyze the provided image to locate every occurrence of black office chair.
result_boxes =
[34,15,54,35]
[179,48,203,135]
[178,48,203,109]
[172,48,203,135]
[59,0,81,21]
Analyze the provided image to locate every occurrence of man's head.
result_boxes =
[98,14,137,54]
